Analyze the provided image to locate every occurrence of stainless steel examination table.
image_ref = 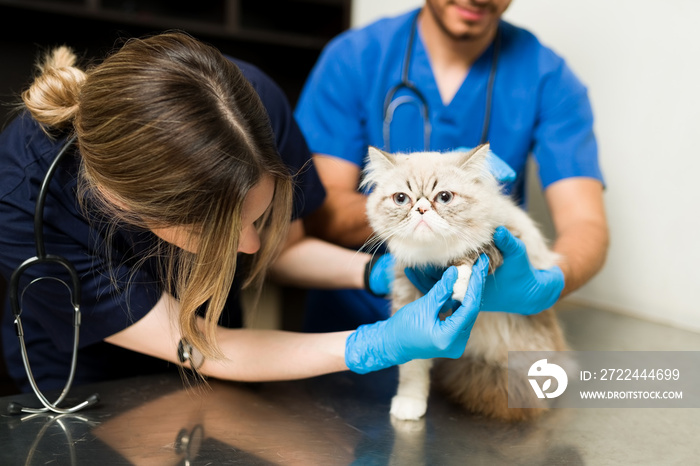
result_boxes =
[1,303,699,465]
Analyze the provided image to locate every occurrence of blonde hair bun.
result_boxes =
[22,45,86,129]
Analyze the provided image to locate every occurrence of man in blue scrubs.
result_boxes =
[294,0,609,331]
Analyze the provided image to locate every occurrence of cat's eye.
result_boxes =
[435,191,454,205]
[392,192,410,206]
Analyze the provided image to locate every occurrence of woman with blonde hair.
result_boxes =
[0,32,487,403]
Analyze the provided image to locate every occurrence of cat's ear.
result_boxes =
[458,143,492,177]
[361,146,396,192]
[458,143,491,167]
[366,146,396,170]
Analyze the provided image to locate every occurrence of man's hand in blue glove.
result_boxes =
[364,254,395,297]
[346,255,489,374]
[404,227,564,316]
[481,226,564,314]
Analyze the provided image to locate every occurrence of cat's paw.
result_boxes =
[390,395,428,420]
[451,264,472,303]
[390,415,426,432]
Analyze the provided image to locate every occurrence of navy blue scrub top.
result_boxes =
[0,58,325,392]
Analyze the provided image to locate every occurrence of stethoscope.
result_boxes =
[7,134,100,415]
[382,12,501,151]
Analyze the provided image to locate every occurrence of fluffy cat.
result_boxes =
[362,144,568,422]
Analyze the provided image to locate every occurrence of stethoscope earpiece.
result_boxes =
[7,401,25,415]
[7,392,100,415]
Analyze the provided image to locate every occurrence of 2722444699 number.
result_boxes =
[598,368,680,381]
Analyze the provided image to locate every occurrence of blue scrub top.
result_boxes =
[295,9,604,332]
[0,58,325,392]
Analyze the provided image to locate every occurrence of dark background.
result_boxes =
[0,0,351,395]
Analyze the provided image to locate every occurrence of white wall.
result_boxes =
[352,0,422,27]
[351,0,700,332]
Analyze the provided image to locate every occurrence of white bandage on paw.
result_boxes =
[451,263,473,303]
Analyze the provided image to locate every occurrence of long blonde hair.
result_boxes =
[21,32,293,359]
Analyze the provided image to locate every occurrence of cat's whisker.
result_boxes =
[356,243,386,267]
[358,224,408,265]
[360,234,385,254]
[373,222,408,245]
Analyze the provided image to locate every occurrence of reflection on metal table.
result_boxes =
[1,303,699,465]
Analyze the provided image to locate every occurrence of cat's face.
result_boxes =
[363,145,501,266]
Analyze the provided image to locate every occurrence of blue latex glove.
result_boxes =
[404,227,564,315]
[364,254,395,297]
[454,146,516,183]
[346,255,489,374]
[481,226,564,314]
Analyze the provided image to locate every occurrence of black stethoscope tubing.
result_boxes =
[382,12,501,152]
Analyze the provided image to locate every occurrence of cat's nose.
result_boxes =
[415,198,431,214]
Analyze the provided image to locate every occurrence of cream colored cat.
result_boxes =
[362,144,568,422]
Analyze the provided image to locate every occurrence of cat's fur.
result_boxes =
[362,144,568,422]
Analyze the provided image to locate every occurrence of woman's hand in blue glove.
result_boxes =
[480,226,564,315]
[404,227,564,316]
[346,255,489,374]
